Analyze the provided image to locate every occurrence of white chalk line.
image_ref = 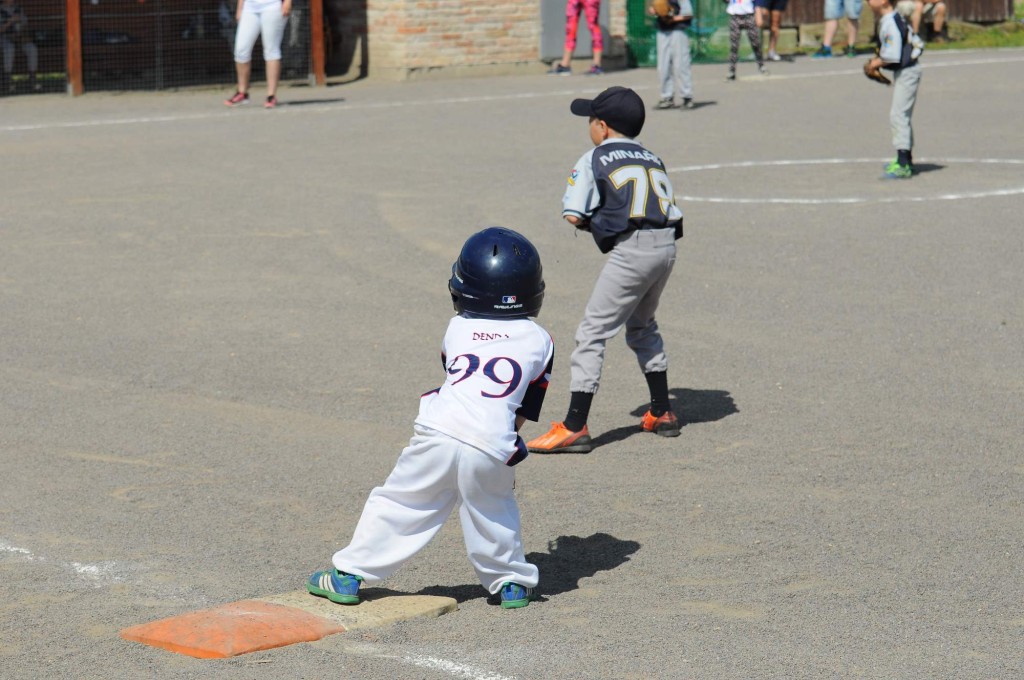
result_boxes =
[667,157,1024,204]
[344,642,519,680]
[402,654,519,680]
[2,52,1023,133]
[753,53,1024,81]
[0,88,584,132]
[1,539,125,588]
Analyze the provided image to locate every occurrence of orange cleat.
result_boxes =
[640,410,681,437]
[526,422,593,454]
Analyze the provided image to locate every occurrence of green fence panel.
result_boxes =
[626,0,751,66]
[625,0,658,67]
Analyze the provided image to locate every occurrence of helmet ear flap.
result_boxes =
[449,263,469,314]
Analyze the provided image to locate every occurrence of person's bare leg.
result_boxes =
[559,47,572,68]
[266,59,280,98]
[933,2,946,34]
[770,9,782,54]
[235,61,251,94]
[592,47,602,68]
[822,18,838,47]
[846,17,859,50]
[911,1,924,33]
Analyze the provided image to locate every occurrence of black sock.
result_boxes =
[898,149,911,167]
[645,371,671,417]
[563,392,594,432]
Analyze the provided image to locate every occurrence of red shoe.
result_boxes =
[224,91,250,107]
[526,422,593,453]
[640,410,681,437]
[264,95,278,109]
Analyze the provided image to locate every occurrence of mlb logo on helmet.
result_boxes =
[502,296,517,304]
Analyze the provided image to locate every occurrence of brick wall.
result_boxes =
[325,0,628,80]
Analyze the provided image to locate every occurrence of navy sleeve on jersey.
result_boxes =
[516,354,554,422]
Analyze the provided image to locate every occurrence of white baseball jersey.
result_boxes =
[416,314,554,465]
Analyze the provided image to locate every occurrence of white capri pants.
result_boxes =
[233,3,287,63]
[333,425,538,595]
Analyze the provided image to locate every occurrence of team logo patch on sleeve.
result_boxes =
[567,168,579,186]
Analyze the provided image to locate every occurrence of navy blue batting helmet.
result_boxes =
[449,227,545,319]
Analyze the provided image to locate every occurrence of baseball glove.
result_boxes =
[863,59,891,85]
[652,0,673,18]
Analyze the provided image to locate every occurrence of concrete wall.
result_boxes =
[325,0,628,81]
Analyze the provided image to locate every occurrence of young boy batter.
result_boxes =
[308,228,553,609]
[865,0,923,179]
[528,86,684,454]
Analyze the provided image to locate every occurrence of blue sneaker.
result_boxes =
[307,569,362,605]
[813,46,833,58]
[499,582,535,609]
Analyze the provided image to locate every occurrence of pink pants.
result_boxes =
[564,0,602,52]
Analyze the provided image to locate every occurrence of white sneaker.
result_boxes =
[768,51,781,61]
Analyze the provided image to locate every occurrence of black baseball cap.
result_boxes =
[570,86,646,138]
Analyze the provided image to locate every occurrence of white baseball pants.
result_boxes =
[333,425,538,595]
[570,227,678,394]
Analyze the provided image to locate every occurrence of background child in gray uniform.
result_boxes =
[652,0,695,110]
[527,86,685,455]
[866,0,924,179]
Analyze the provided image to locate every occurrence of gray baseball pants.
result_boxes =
[890,62,921,151]
[569,228,678,394]
[657,29,692,101]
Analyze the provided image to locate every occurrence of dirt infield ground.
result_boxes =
[2,48,1023,679]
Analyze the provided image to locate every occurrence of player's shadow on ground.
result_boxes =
[276,97,346,107]
[589,387,738,449]
[414,532,640,604]
[912,163,944,175]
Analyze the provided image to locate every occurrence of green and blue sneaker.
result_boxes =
[499,582,535,609]
[307,569,363,605]
[882,159,913,179]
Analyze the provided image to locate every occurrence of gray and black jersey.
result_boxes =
[562,138,684,253]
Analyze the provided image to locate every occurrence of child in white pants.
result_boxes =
[308,228,554,610]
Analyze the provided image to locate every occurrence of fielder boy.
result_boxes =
[528,86,684,454]
[308,228,553,609]
[864,0,924,179]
